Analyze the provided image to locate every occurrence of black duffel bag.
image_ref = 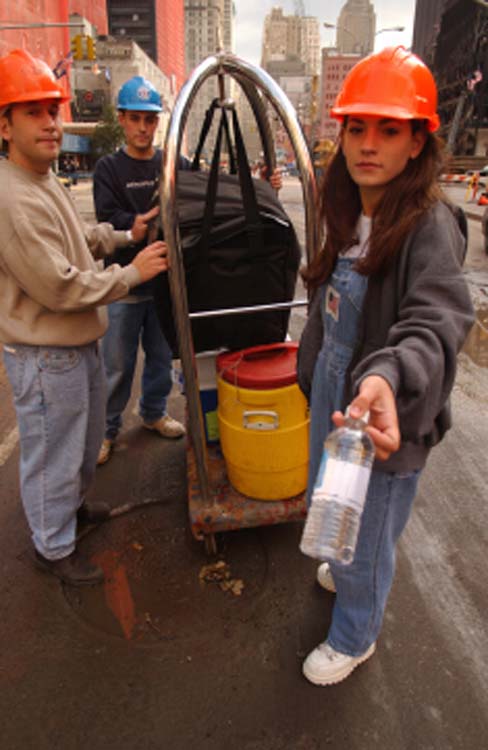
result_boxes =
[154,105,301,354]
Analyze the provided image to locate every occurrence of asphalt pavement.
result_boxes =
[0,177,487,750]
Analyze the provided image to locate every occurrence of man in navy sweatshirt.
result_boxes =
[93,76,187,465]
[94,75,283,465]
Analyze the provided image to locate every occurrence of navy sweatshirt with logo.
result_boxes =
[93,148,190,296]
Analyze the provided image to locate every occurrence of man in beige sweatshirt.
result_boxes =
[0,49,168,586]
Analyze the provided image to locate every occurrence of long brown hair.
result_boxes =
[302,120,445,288]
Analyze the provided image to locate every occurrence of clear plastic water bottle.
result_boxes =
[300,408,375,565]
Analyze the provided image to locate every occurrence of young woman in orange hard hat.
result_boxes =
[297,47,474,686]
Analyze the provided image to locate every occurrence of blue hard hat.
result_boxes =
[117,76,162,112]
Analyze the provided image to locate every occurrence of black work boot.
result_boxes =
[34,550,104,586]
[77,501,111,525]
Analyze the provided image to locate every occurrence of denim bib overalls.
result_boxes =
[308,257,368,497]
[306,258,420,656]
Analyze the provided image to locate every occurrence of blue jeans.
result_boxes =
[3,343,106,560]
[102,300,173,440]
[326,468,420,656]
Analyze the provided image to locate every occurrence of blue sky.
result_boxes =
[234,0,416,65]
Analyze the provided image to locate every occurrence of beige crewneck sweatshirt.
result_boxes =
[0,160,141,346]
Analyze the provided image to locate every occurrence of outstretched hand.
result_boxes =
[332,375,401,461]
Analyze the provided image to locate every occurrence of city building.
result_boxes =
[277,74,316,154]
[0,1,109,120]
[319,50,361,141]
[68,27,174,132]
[184,0,235,156]
[432,0,488,155]
[107,0,185,90]
[300,16,321,76]
[261,6,320,76]
[336,0,376,55]
[261,7,288,66]
[0,0,72,111]
[411,0,445,65]
[259,6,320,157]
[70,1,108,35]
[0,1,178,166]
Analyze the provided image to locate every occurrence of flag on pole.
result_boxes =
[53,51,73,80]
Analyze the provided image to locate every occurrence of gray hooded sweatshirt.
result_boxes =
[297,201,475,473]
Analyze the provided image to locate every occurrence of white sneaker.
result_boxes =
[143,415,186,439]
[303,641,376,686]
[316,562,336,593]
[96,438,114,466]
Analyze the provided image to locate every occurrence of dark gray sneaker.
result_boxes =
[34,550,104,586]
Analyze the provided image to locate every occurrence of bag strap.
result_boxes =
[231,108,262,231]
[192,99,236,174]
[200,111,226,247]
[191,101,217,171]
[222,109,237,175]
[200,107,264,252]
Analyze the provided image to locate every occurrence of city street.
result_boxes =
[0,176,487,750]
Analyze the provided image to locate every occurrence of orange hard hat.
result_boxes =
[0,49,69,110]
[331,46,440,132]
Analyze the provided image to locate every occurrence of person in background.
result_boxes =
[297,47,474,685]
[0,51,168,586]
[93,76,282,465]
[465,170,480,203]
[93,76,187,465]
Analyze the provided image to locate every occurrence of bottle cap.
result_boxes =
[345,405,370,424]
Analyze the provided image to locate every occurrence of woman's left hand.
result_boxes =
[332,375,401,461]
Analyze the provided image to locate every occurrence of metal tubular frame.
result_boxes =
[160,52,319,512]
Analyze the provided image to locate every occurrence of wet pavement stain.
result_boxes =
[93,549,136,640]
[63,509,268,647]
[463,306,488,368]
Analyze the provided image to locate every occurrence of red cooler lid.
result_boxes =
[217,342,298,389]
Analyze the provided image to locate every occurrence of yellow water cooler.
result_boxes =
[217,343,309,501]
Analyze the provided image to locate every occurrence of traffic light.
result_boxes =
[71,34,83,61]
[86,36,97,61]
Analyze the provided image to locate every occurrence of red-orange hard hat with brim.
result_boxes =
[331,46,440,133]
[0,49,70,110]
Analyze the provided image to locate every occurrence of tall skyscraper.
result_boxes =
[336,0,376,55]
[184,0,235,154]
[185,0,233,75]
[260,7,320,157]
[261,6,320,76]
[107,0,185,90]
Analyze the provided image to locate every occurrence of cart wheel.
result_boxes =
[203,533,218,557]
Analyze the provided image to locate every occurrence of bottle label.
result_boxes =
[313,456,370,514]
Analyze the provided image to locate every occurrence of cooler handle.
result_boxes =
[241,343,296,363]
[243,410,280,430]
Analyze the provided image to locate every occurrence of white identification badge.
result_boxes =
[325,284,340,321]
